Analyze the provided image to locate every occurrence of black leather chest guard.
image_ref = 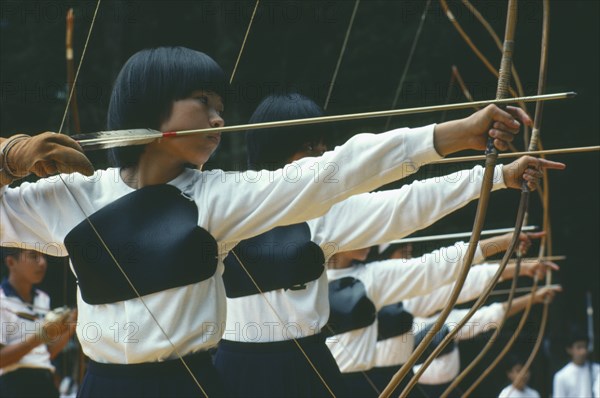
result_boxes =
[413,322,457,365]
[222,223,325,298]
[64,184,218,305]
[325,276,377,337]
[377,302,415,341]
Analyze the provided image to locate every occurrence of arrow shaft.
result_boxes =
[77,92,574,149]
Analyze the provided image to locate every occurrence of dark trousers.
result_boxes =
[0,368,59,398]
[78,351,225,397]
[362,366,426,398]
[215,333,347,397]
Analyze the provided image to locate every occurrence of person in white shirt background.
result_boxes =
[498,353,541,398]
[0,247,76,398]
[553,328,600,397]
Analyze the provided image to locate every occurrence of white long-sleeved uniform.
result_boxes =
[224,164,506,343]
[412,302,505,385]
[552,361,600,398]
[1,126,443,364]
[325,242,486,373]
[372,263,500,368]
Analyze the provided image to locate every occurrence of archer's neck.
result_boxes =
[121,153,186,189]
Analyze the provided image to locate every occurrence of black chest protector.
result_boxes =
[413,322,457,365]
[377,302,415,341]
[222,223,325,298]
[325,276,376,337]
[64,184,218,305]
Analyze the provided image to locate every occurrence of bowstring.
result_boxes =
[383,0,431,131]
[323,0,360,111]
[229,0,260,84]
[54,1,207,394]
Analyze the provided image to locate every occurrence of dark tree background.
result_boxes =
[1,1,598,396]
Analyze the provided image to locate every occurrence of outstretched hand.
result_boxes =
[520,259,559,279]
[533,285,562,304]
[502,155,566,191]
[484,230,546,257]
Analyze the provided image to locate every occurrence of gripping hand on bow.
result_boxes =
[0,132,94,186]
[434,105,532,156]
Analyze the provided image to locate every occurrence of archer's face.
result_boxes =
[154,90,224,167]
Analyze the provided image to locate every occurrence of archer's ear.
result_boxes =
[4,255,17,270]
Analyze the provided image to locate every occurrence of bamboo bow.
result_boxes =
[381,2,520,396]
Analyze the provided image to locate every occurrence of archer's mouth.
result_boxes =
[205,133,221,144]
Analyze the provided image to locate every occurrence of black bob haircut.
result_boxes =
[107,47,228,168]
[245,93,331,171]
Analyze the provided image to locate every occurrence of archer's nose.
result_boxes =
[209,109,224,128]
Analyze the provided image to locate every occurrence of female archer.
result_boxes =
[0,47,559,396]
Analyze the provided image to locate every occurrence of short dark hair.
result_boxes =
[503,352,525,373]
[107,47,228,168]
[566,326,589,347]
[245,93,330,171]
[0,246,22,268]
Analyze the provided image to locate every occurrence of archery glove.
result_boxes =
[0,132,94,182]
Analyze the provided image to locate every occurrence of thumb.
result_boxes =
[52,148,95,176]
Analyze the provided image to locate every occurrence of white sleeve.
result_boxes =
[308,164,506,253]
[447,303,505,341]
[199,125,441,246]
[404,263,499,317]
[367,241,485,309]
[0,179,73,253]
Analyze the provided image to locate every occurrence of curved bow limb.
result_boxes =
[458,0,530,147]
[439,0,521,102]
[461,1,552,394]
[380,2,520,397]
[443,1,551,395]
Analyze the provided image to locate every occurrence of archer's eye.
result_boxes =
[194,96,209,105]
